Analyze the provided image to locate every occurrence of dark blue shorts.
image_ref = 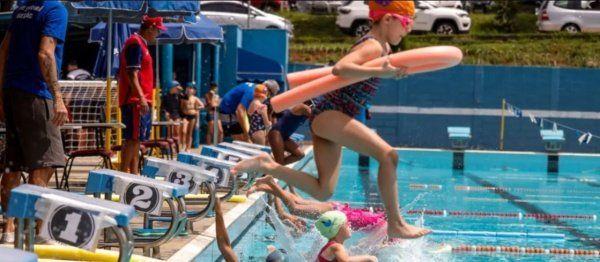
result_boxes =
[121,103,151,141]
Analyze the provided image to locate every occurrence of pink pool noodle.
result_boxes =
[273,46,463,112]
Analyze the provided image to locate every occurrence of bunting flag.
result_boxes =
[528,113,537,124]
[505,100,597,146]
[578,132,587,144]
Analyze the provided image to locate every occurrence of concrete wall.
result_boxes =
[289,63,600,153]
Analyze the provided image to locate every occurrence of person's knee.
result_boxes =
[313,187,334,201]
[378,149,398,167]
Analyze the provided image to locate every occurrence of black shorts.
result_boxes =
[4,88,66,172]
[219,113,243,137]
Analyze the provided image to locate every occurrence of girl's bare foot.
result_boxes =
[387,222,431,239]
[231,153,275,175]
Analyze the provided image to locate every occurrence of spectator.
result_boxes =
[180,83,204,152]
[204,82,223,144]
[65,60,91,80]
[161,80,183,145]
[118,15,165,175]
[0,0,68,243]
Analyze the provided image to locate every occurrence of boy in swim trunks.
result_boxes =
[180,85,204,152]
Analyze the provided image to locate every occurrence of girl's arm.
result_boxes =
[332,39,404,79]
[260,105,271,128]
[331,244,378,262]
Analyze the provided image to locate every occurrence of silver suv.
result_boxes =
[537,0,600,33]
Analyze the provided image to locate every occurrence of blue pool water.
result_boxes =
[220,149,600,261]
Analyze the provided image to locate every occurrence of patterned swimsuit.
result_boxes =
[248,105,267,135]
[311,36,387,123]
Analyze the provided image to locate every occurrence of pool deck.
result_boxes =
[0,145,312,261]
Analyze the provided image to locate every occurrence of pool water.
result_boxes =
[227,149,600,261]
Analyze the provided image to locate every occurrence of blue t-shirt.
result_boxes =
[219,82,255,114]
[4,0,68,99]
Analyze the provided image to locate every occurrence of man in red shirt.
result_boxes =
[119,16,165,175]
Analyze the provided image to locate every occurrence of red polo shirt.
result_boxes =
[118,33,154,106]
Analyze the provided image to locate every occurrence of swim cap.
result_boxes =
[254,84,268,98]
[369,0,415,22]
[316,211,347,239]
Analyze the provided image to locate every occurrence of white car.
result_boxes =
[537,0,600,33]
[336,0,471,36]
[200,0,293,34]
[424,0,464,9]
[296,0,345,13]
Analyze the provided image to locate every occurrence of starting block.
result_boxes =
[85,169,188,257]
[232,140,272,153]
[142,157,217,221]
[8,184,136,262]
[447,127,471,150]
[218,142,268,156]
[177,152,239,201]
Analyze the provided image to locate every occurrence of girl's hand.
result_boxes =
[378,56,408,80]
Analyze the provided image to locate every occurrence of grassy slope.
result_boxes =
[279,11,600,68]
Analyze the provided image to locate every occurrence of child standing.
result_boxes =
[180,85,204,152]
[247,84,272,145]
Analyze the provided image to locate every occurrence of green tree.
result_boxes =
[492,0,520,33]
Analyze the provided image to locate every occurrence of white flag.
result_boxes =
[578,132,587,144]
[586,133,593,144]
[552,122,557,131]
[528,113,537,124]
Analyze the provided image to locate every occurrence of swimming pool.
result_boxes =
[211,148,600,261]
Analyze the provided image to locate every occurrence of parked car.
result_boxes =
[200,0,293,34]
[424,1,464,9]
[336,0,471,36]
[296,0,345,13]
[537,0,600,33]
[249,0,284,12]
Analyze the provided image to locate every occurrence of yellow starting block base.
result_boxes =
[35,245,158,262]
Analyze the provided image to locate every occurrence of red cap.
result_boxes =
[142,15,167,31]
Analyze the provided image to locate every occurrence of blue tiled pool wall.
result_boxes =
[289,64,600,153]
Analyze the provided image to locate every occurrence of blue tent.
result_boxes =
[92,23,132,78]
[237,48,285,83]
[89,15,223,45]
[71,0,200,78]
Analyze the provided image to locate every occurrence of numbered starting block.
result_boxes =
[177,152,239,201]
[218,142,269,156]
[142,157,217,222]
[85,169,188,257]
[7,184,136,262]
[201,145,262,190]
[232,140,272,153]
[0,247,38,262]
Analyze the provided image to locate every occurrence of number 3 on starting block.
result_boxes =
[167,170,197,193]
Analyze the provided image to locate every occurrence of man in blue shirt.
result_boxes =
[219,80,280,141]
[0,0,68,243]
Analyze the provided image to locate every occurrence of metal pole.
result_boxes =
[105,10,113,151]
[246,0,251,29]
[499,98,506,150]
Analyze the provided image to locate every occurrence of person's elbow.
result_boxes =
[37,49,54,66]
[331,63,344,76]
